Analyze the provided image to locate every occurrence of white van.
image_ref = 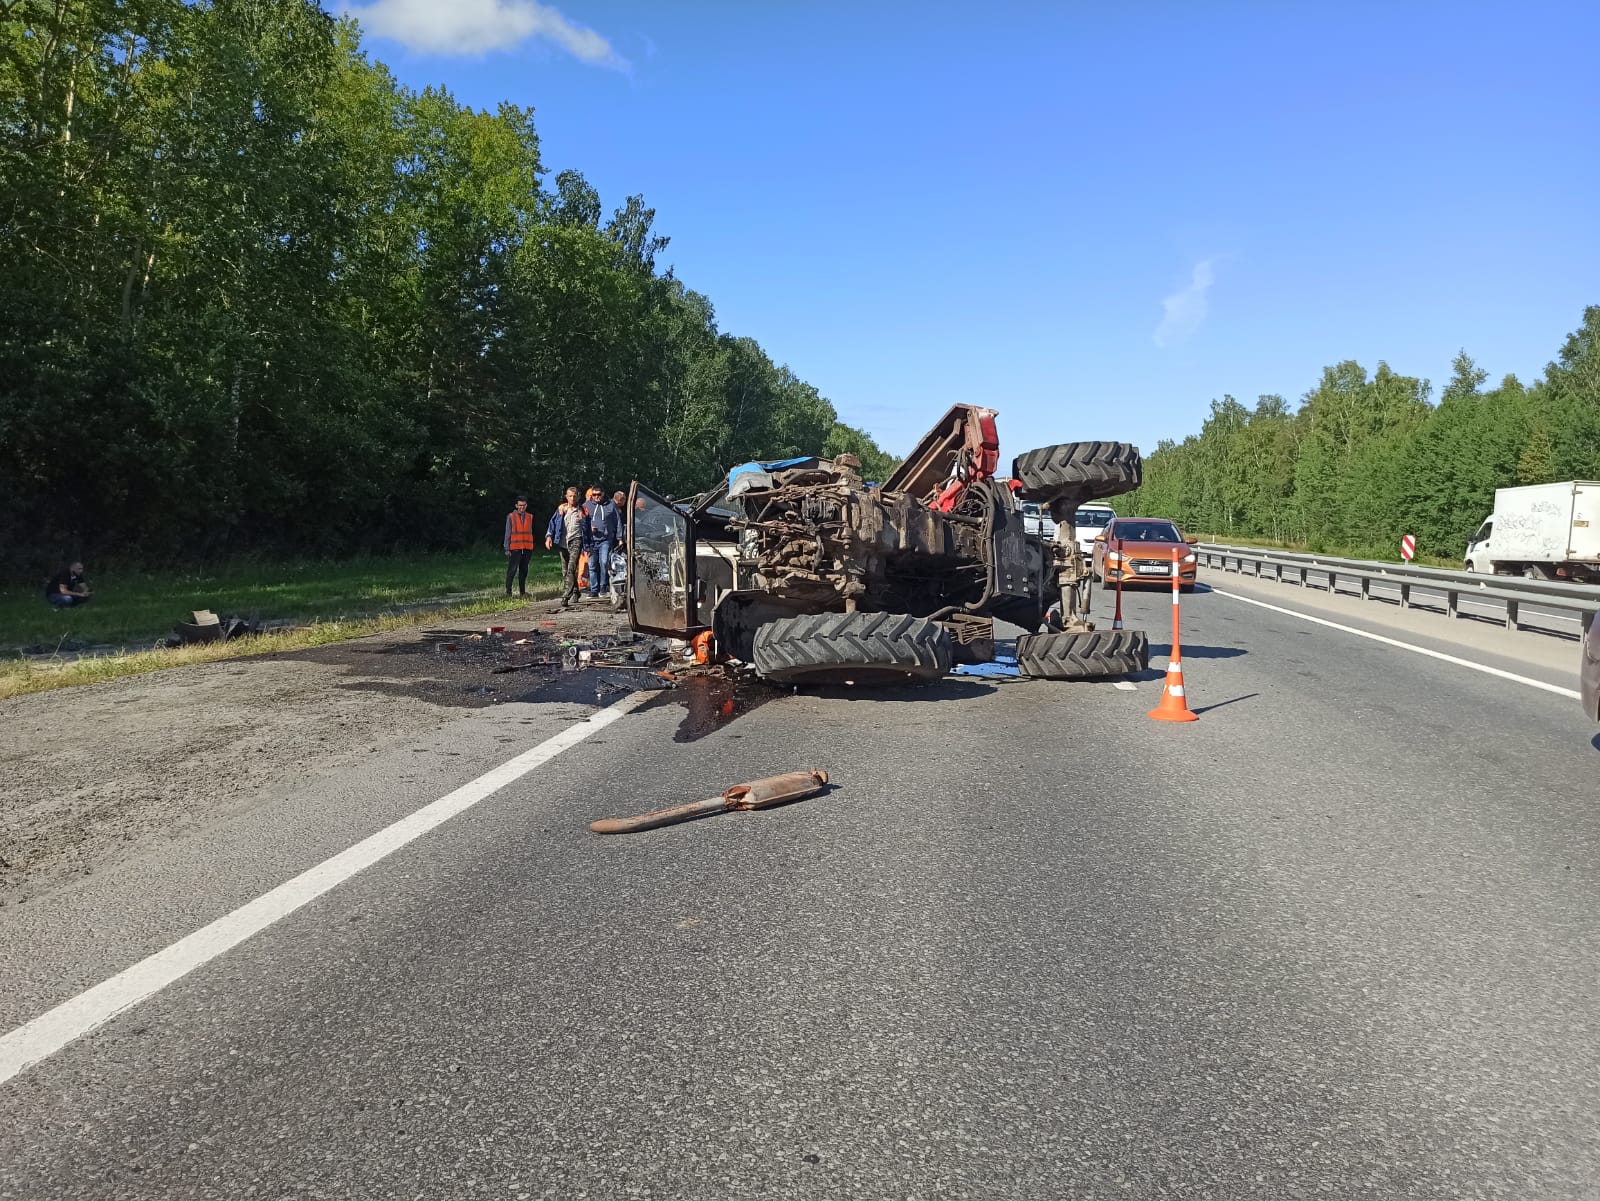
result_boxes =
[1072,505,1116,556]
[1018,500,1054,540]
[1014,498,1116,553]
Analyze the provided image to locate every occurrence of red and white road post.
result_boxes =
[1111,536,1126,630]
[1148,544,1198,722]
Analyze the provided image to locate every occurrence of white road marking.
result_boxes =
[1210,589,1581,700]
[0,692,651,1088]
[1113,681,1137,691]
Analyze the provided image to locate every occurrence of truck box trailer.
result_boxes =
[1463,481,1600,582]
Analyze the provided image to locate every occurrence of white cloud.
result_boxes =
[1153,258,1216,348]
[343,0,625,65]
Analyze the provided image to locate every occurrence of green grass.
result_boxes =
[1,546,566,653]
[0,592,563,702]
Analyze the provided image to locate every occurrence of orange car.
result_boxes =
[1092,517,1199,592]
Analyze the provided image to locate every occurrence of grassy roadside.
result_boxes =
[1,548,568,702]
[3,546,565,650]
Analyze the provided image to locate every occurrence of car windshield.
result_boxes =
[1111,520,1182,542]
[1076,510,1112,529]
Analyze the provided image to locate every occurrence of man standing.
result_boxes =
[556,491,588,610]
[545,487,578,552]
[45,561,92,608]
[583,486,621,601]
[504,496,536,597]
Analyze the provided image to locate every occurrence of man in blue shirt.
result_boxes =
[582,487,621,601]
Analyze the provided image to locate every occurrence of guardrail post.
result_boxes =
[1400,583,1410,609]
[1360,576,1370,601]
[1252,558,1261,578]
[1505,600,1519,631]
[1327,570,1337,594]
[1298,566,1307,587]
[1447,590,1458,619]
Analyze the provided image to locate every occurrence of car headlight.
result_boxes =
[1182,552,1196,564]
[1106,550,1121,563]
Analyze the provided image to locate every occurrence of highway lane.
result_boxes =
[3,585,1599,1199]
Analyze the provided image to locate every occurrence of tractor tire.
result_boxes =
[1016,628,1149,680]
[1012,441,1142,505]
[752,611,952,686]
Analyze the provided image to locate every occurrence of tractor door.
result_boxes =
[626,482,698,637]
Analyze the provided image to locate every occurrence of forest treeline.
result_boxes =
[1123,306,1600,560]
[0,0,897,576]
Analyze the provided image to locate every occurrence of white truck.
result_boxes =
[1463,481,1600,583]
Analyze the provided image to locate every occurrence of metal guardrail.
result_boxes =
[1196,543,1600,632]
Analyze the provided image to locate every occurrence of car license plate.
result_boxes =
[1135,563,1169,575]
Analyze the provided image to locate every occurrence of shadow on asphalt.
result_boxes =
[801,677,995,704]
[634,674,993,744]
[1148,643,1247,660]
[1190,692,1259,715]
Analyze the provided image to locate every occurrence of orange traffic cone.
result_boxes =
[1149,545,1198,722]
[1148,658,1198,722]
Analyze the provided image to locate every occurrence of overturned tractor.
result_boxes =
[625,405,1147,685]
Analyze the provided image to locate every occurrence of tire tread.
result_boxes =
[1012,441,1142,504]
[1016,628,1149,680]
[752,611,953,684]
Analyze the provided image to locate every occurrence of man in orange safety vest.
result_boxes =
[504,495,536,597]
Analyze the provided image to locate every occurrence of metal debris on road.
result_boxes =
[589,769,830,835]
[169,610,261,646]
[952,654,1020,678]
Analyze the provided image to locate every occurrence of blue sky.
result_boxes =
[341,0,1599,462]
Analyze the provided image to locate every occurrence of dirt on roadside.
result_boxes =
[0,599,650,907]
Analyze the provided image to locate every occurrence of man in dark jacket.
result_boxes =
[45,562,92,608]
[545,487,578,552]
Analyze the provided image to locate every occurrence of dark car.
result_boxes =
[1582,610,1599,721]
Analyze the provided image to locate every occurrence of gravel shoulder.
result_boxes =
[0,598,633,907]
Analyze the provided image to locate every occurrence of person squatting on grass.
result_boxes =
[46,562,92,608]
[504,495,536,597]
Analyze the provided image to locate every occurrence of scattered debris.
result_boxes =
[589,769,830,835]
[952,654,1021,679]
[169,610,261,646]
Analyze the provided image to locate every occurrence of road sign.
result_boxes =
[1401,534,1416,561]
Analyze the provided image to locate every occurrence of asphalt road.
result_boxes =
[3,579,1599,1199]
